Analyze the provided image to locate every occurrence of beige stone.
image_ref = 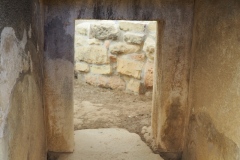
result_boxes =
[109,42,140,55]
[147,22,157,32]
[97,75,109,87]
[88,39,102,45]
[75,46,109,64]
[90,23,118,40]
[124,33,145,44]
[90,65,112,75]
[117,58,144,79]
[75,62,89,72]
[76,23,89,35]
[144,61,154,88]
[127,79,141,93]
[143,37,156,61]
[119,21,146,32]
[85,74,98,86]
[129,53,145,61]
[108,76,125,90]
[75,35,88,46]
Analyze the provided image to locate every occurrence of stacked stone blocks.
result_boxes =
[75,20,157,94]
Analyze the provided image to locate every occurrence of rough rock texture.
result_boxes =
[119,21,146,32]
[90,65,112,75]
[75,46,109,64]
[0,0,46,159]
[127,79,142,93]
[117,58,144,79]
[90,22,118,40]
[75,20,156,94]
[109,42,141,55]
[75,62,89,72]
[124,33,145,44]
[182,1,240,159]
[144,61,154,88]
[143,37,156,61]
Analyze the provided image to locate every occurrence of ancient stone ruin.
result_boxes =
[1,0,240,160]
[74,20,156,94]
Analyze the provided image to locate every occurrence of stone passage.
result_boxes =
[74,20,157,94]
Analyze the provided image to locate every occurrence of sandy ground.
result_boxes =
[74,79,153,138]
[52,129,163,160]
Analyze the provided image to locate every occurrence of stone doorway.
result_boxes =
[70,20,161,159]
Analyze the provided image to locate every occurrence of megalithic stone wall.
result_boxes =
[74,20,157,94]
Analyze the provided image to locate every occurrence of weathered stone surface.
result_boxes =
[76,23,89,35]
[90,65,112,75]
[85,74,98,86]
[108,76,125,90]
[143,37,156,61]
[119,21,146,32]
[144,61,154,88]
[117,58,144,79]
[88,39,102,45]
[90,23,118,40]
[109,43,141,55]
[129,53,145,61]
[75,62,89,72]
[147,22,157,32]
[124,33,145,44]
[127,79,141,93]
[85,75,125,90]
[75,36,88,46]
[75,46,109,64]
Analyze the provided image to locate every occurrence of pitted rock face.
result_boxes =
[90,23,119,40]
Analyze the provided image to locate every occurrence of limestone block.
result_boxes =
[75,35,88,46]
[129,53,145,61]
[143,37,156,61]
[90,65,112,75]
[117,58,144,79]
[109,42,141,55]
[88,39,102,45]
[124,33,145,44]
[90,23,118,40]
[144,61,154,88]
[119,21,146,32]
[75,46,109,64]
[75,62,89,72]
[127,79,141,93]
[147,22,157,32]
[85,74,98,86]
[108,76,125,90]
[76,23,89,35]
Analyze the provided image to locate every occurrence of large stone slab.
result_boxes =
[109,42,141,55]
[119,21,146,32]
[90,23,118,40]
[117,58,144,79]
[75,46,109,64]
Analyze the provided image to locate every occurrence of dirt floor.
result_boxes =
[74,79,153,140]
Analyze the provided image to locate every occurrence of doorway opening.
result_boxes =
[56,19,161,160]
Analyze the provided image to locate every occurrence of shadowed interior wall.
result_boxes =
[43,0,194,153]
[183,0,240,159]
[0,0,46,159]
